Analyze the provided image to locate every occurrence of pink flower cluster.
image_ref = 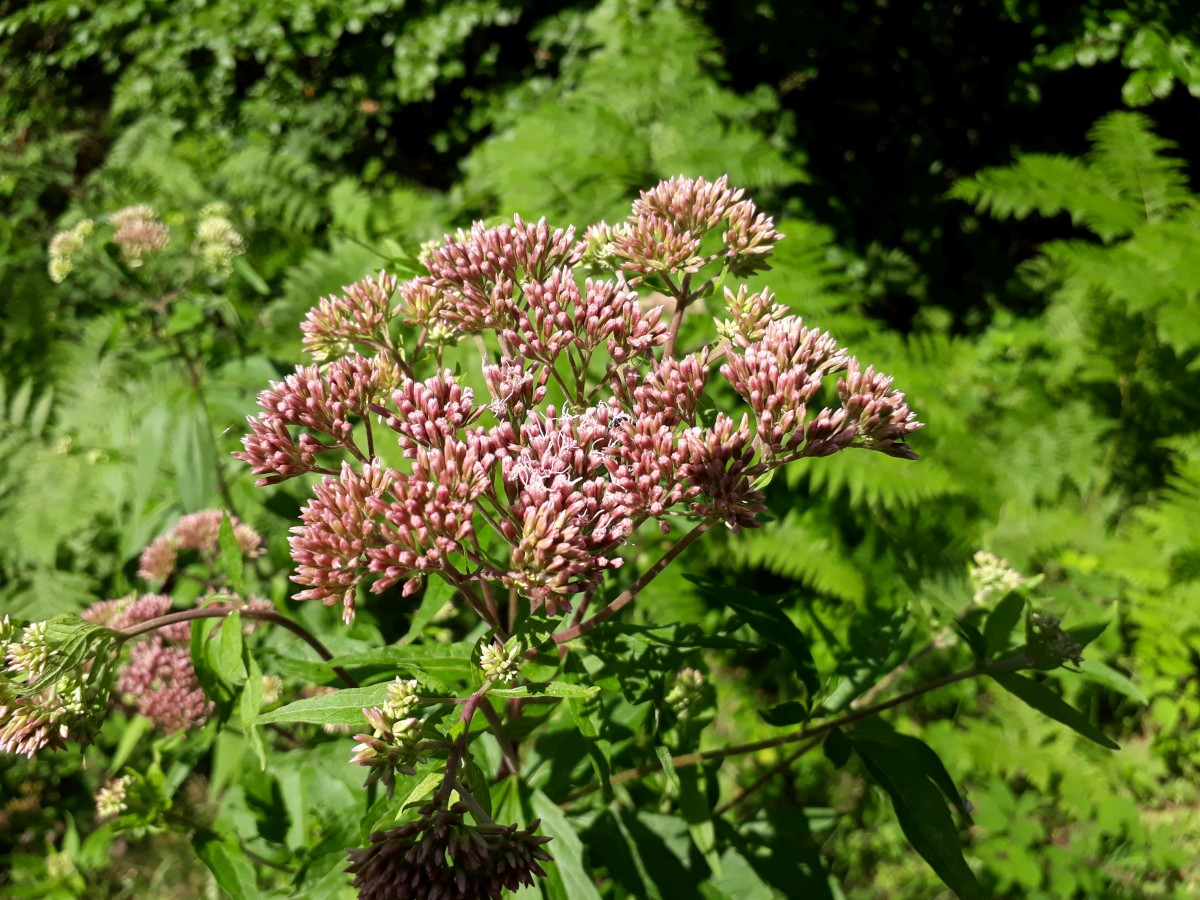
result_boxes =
[138,509,265,583]
[237,175,922,625]
[82,592,273,734]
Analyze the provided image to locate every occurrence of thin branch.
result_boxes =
[561,662,1020,807]
[114,607,358,688]
[552,518,714,646]
[714,736,824,818]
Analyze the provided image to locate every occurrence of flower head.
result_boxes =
[346,803,552,900]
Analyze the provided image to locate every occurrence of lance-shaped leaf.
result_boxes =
[849,731,983,900]
[989,671,1119,750]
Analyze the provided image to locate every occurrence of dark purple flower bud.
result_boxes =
[346,804,552,900]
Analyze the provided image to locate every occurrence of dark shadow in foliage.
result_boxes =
[584,808,706,899]
[719,807,839,900]
[582,622,755,706]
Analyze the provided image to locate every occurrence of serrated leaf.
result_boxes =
[218,513,246,596]
[18,618,113,694]
[489,682,601,699]
[851,737,983,900]
[256,683,389,727]
[989,671,1119,749]
[983,592,1026,658]
[326,644,473,683]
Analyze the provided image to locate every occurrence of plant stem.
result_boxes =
[552,518,713,646]
[115,607,358,688]
[713,736,824,818]
[436,680,493,806]
[562,662,1010,806]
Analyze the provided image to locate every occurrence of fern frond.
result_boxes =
[727,509,867,603]
[219,145,324,234]
[1087,112,1192,223]
[949,154,1139,241]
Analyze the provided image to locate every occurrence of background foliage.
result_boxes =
[2,0,1200,896]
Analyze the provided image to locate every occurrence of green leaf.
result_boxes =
[678,765,718,865]
[109,714,151,773]
[818,605,911,714]
[402,577,455,644]
[823,727,852,769]
[567,654,613,800]
[850,719,971,819]
[213,611,247,686]
[982,592,1025,658]
[989,671,1119,750]
[530,789,603,900]
[653,743,680,793]
[241,653,266,769]
[759,700,810,727]
[191,617,234,705]
[689,576,819,701]
[850,737,983,899]
[489,682,601,699]
[191,831,260,900]
[232,255,271,295]
[256,683,390,727]
[217,513,246,596]
[326,644,473,683]
[1069,658,1147,704]
[18,617,114,694]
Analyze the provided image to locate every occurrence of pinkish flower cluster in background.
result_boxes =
[91,512,271,734]
[235,175,921,629]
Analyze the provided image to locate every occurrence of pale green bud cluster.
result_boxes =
[193,202,246,276]
[351,702,429,798]
[384,677,420,719]
[260,674,283,708]
[665,667,707,720]
[969,550,1026,605]
[480,641,521,684]
[95,774,133,819]
[47,219,95,283]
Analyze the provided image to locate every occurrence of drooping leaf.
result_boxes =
[850,735,983,900]
[989,671,1120,750]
